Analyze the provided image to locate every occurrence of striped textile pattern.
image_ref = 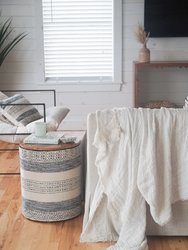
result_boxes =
[0,94,42,126]
[19,144,82,222]
[0,91,11,123]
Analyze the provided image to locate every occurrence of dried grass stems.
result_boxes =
[134,24,150,46]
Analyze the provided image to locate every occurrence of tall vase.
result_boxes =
[139,44,150,63]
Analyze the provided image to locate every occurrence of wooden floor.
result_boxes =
[0,145,188,250]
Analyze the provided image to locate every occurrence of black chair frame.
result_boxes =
[0,89,56,151]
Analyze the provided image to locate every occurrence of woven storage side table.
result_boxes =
[19,141,81,222]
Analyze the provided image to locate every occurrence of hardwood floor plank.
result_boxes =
[0,151,20,174]
[0,149,188,250]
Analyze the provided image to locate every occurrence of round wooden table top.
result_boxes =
[19,141,80,151]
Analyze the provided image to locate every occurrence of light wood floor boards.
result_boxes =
[0,145,188,250]
[0,142,19,174]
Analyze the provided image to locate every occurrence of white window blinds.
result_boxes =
[42,0,121,83]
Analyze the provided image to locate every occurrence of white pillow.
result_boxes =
[0,119,29,144]
[26,106,70,133]
[0,94,43,126]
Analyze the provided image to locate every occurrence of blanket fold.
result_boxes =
[81,108,188,250]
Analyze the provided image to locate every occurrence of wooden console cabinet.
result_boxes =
[133,61,188,107]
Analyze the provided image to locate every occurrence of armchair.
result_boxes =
[0,89,69,145]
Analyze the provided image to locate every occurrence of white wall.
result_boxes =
[1,0,188,129]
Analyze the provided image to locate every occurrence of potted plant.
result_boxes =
[0,16,27,66]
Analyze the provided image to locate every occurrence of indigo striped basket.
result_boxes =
[19,142,81,222]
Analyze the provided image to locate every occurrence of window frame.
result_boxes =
[35,0,122,92]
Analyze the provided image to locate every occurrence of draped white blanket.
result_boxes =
[80,108,188,250]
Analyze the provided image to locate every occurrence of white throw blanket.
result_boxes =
[80,108,188,250]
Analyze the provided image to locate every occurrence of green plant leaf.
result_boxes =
[0,18,12,49]
[0,32,27,66]
[0,15,27,66]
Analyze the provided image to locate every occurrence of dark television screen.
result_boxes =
[144,0,188,37]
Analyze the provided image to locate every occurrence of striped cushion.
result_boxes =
[0,91,13,124]
[0,94,42,126]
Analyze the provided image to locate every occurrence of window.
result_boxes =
[38,0,122,90]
